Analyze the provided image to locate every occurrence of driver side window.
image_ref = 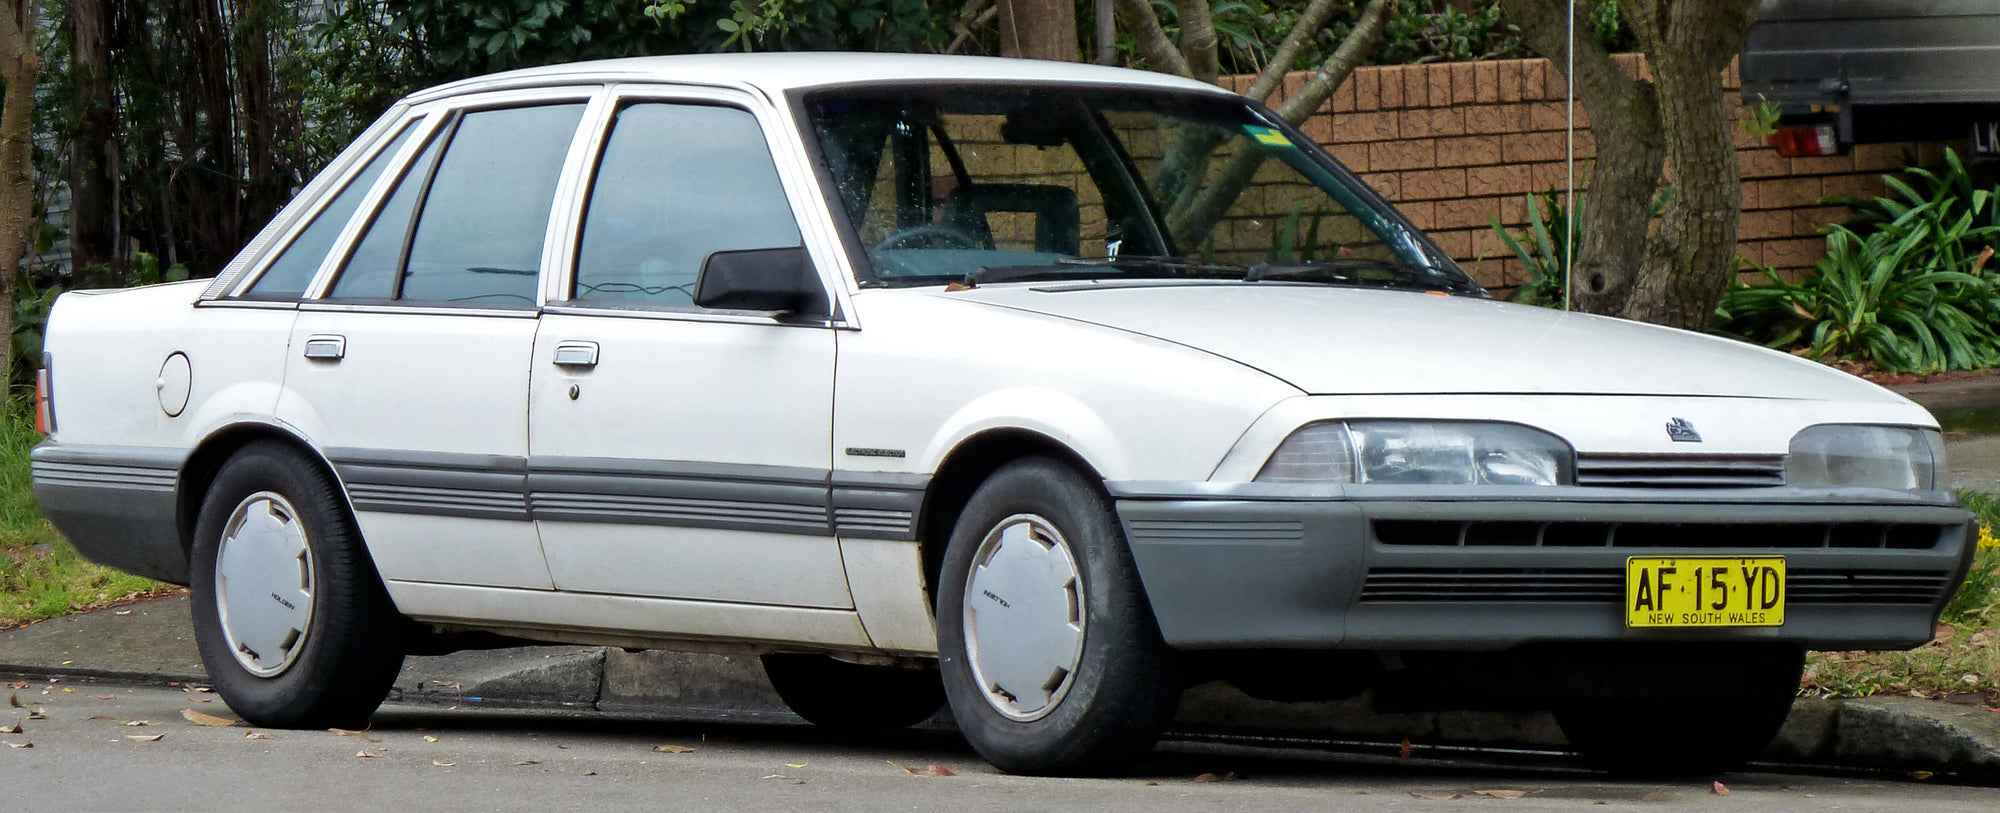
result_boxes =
[572,102,803,306]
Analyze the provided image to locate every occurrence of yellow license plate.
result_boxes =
[1625,557,1785,628]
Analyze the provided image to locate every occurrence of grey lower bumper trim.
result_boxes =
[1117,497,1972,652]
[30,442,190,584]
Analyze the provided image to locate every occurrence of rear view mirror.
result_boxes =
[694,247,826,314]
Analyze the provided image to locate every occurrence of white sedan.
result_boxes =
[30,53,1973,776]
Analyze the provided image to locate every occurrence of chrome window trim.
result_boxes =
[204,104,415,300]
[545,81,859,329]
[539,302,843,329]
[296,301,542,320]
[193,299,301,311]
[301,110,452,300]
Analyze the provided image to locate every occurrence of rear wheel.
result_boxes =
[936,457,1178,776]
[189,441,404,728]
[1553,644,1804,775]
[761,654,943,731]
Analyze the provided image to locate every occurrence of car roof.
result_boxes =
[406,52,1236,103]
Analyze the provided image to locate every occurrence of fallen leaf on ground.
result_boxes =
[785,762,808,768]
[1411,792,1460,800]
[5,741,30,748]
[1475,789,1534,798]
[8,694,21,708]
[515,759,539,766]
[122,721,152,727]
[125,734,164,742]
[26,710,47,720]
[182,709,239,727]
[114,610,132,616]
[244,732,271,740]
[1192,771,1236,783]
[652,744,696,753]
[355,750,379,758]
[328,727,379,742]
[432,759,456,767]
[5,682,25,689]
[60,688,74,694]
[96,696,114,701]
[1908,770,1935,781]
[1399,737,1413,758]
[0,724,18,734]
[424,736,440,743]
[906,764,956,777]
[1711,781,1731,796]
[762,774,791,780]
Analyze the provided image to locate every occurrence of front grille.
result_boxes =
[1356,567,1955,605]
[1373,520,1948,550]
[1574,453,1786,488]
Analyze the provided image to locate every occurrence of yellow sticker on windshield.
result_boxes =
[1244,126,1292,147]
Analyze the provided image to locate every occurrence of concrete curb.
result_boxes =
[5,596,1997,780]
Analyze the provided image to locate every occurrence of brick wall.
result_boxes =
[1224,57,1966,291]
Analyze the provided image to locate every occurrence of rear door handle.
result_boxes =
[552,340,599,369]
[302,334,346,361]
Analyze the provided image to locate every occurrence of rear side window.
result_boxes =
[326,103,587,306]
[572,103,802,306]
[245,123,414,299]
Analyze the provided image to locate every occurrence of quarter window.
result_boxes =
[245,123,414,299]
[573,103,803,305]
[326,103,587,306]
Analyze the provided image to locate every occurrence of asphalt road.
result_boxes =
[3,680,1995,812]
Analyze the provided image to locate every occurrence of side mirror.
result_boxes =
[693,247,826,315]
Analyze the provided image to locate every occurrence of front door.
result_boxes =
[527,94,850,614]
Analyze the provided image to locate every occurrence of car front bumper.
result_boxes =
[1111,483,1975,652]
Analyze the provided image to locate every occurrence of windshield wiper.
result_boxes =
[1244,257,1478,294]
[962,255,1244,286]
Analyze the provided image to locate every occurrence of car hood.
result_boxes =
[940,282,1906,403]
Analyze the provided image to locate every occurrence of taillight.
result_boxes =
[34,359,52,435]
[1767,124,1840,157]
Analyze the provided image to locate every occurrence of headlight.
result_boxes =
[1255,421,1572,485]
[1785,425,1945,490]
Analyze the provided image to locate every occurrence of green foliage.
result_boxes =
[1488,186,1667,308]
[1718,150,2000,374]
[1949,491,2000,625]
[1742,93,1781,140]
[1717,216,2000,373]
[1489,189,1573,307]
[1375,0,1523,65]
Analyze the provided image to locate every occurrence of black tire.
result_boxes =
[189,441,405,729]
[761,654,944,731]
[935,457,1178,776]
[1553,644,1804,775]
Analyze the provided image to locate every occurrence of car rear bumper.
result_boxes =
[1112,485,1975,652]
[31,442,190,585]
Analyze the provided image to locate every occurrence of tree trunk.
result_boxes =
[1618,0,1757,330]
[0,0,41,375]
[66,0,122,283]
[1499,0,1663,314]
[996,0,1077,61]
[1500,0,1756,330]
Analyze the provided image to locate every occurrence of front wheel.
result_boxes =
[1553,644,1804,775]
[936,458,1178,776]
[189,441,405,729]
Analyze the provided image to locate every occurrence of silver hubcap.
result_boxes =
[962,513,1085,722]
[214,491,315,678]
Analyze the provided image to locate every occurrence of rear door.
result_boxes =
[275,89,600,591]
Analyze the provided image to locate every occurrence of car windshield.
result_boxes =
[802,84,1478,294]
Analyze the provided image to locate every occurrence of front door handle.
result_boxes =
[552,340,599,369]
[302,334,346,361]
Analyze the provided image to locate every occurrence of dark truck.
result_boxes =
[1741,0,2000,155]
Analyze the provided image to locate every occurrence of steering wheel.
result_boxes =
[872,224,983,252]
